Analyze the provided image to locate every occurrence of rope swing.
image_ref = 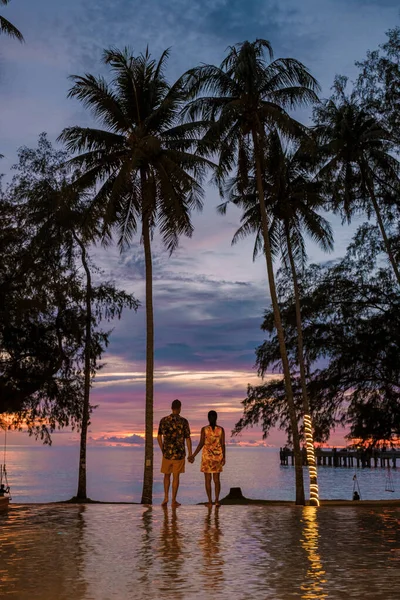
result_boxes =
[385,466,395,493]
[0,426,11,500]
[352,473,361,501]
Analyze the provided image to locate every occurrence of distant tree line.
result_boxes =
[1,10,399,504]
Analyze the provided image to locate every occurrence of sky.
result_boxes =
[1,0,399,447]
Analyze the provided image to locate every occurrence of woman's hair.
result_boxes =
[208,410,218,430]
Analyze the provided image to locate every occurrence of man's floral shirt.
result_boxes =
[158,414,191,460]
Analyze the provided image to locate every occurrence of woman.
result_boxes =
[189,411,225,507]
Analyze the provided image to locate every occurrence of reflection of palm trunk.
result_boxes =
[137,507,154,592]
[74,233,92,500]
[141,210,154,505]
[285,224,319,506]
[252,128,305,505]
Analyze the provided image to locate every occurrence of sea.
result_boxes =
[4,445,400,503]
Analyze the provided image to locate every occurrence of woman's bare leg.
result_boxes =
[204,473,212,506]
[213,473,221,506]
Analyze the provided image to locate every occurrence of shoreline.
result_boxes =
[7,498,400,507]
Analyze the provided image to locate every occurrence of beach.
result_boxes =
[3,444,400,598]
[1,503,400,599]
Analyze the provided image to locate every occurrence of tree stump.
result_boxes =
[225,487,244,499]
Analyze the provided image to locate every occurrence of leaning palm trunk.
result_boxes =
[74,233,92,500]
[141,212,154,505]
[285,225,319,506]
[252,128,305,505]
[364,174,400,287]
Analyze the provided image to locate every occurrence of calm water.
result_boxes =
[4,445,400,503]
[1,504,400,599]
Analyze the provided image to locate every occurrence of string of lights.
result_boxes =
[304,413,320,506]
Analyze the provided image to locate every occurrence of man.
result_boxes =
[157,399,192,507]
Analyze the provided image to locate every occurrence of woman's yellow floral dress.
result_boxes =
[201,425,224,473]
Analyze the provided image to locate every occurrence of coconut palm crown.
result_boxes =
[313,78,400,285]
[182,39,320,189]
[60,47,209,253]
[222,132,334,266]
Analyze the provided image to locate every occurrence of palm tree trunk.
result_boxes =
[365,176,400,287]
[141,211,154,505]
[252,127,305,505]
[74,232,92,500]
[285,224,319,506]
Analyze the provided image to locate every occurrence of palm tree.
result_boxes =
[314,80,400,286]
[221,131,333,505]
[59,47,209,504]
[182,39,320,504]
[1,0,24,41]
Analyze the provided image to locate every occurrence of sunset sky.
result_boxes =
[1,0,398,447]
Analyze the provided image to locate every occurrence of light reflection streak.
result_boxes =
[300,507,328,600]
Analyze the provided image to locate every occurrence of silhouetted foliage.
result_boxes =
[313,77,400,285]
[355,26,400,145]
[234,223,400,446]
[0,135,139,445]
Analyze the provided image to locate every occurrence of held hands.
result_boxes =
[188,454,195,463]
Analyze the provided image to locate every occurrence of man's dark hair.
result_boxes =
[171,399,181,410]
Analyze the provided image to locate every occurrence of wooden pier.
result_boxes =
[280,448,400,468]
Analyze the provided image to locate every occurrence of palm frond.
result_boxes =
[0,14,23,41]
[67,74,131,133]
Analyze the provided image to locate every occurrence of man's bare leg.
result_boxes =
[162,473,171,505]
[213,473,221,506]
[204,473,212,507]
[171,473,181,507]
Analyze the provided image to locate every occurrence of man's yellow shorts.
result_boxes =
[161,457,185,474]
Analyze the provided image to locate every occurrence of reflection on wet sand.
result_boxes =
[199,507,225,589]
[1,505,400,599]
[300,507,328,600]
[158,507,185,599]
[138,507,154,588]
[0,506,88,600]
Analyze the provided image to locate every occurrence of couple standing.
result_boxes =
[157,399,226,507]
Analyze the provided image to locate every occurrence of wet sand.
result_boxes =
[2,503,400,599]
